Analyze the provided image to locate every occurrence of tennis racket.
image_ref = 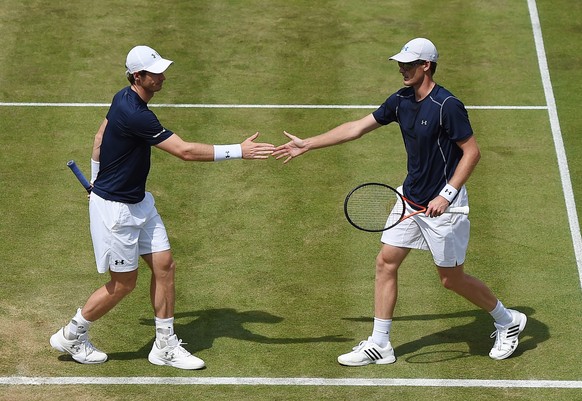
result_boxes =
[344,182,469,232]
[67,160,92,193]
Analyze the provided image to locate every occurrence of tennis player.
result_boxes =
[50,45,275,369]
[273,38,527,365]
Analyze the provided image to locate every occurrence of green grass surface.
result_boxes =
[1,0,581,400]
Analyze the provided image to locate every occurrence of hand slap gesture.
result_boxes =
[241,132,276,159]
[272,131,308,164]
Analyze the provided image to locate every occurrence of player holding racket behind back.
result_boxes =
[50,45,275,369]
[273,38,527,365]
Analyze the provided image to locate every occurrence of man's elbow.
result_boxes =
[176,150,196,161]
[470,147,481,167]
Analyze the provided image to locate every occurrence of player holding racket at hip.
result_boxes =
[273,38,526,365]
[50,45,275,369]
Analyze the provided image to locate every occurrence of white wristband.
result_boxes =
[439,184,458,203]
[90,159,100,184]
[213,144,242,161]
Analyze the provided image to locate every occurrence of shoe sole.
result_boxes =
[71,355,108,364]
[148,354,205,370]
[338,355,396,366]
[490,312,527,360]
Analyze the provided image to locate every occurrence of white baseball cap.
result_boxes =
[125,45,173,74]
[389,38,439,63]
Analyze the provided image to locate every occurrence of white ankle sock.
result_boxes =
[66,308,92,339]
[489,300,513,326]
[371,317,392,348]
[155,316,175,340]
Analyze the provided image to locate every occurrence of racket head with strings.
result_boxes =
[344,183,406,232]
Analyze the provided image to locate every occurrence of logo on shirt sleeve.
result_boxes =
[153,128,167,138]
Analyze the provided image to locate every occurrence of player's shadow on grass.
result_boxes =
[343,306,546,363]
[107,308,352,361]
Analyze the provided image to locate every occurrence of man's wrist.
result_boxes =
[439,183,458,203]
[90,159,100,183]
[213,144,242,161]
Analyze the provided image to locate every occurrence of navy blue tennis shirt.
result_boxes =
[92,87,174,203]
[372,84,473,206]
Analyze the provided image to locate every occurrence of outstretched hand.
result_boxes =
[272,131,308,164]
[241,132,276,159]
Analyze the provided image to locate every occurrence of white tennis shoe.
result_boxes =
[148,334,205,370]
[337,337,396,366]
[489,309,527,360]
[50,327,108,364]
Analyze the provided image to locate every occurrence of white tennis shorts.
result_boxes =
[89,192,171,273]
[380,186,470,267]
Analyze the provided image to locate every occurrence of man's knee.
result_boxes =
[438,265,464,291]
[151,256,176,285]
[375,247,404,276]
[107,271,138,296]
[143,251,176,278]
[439,274,457,291]
[158,258,176,277]
[376,253,394,274]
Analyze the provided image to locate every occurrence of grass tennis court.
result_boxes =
[1,0,581,400]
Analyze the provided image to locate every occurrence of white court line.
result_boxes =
[528,0,582,289]
[1,376,581,388]
[0,1,579,392]
[0,102,546,110]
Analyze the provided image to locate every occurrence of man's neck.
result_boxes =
[413,78,436,102]
[131,84,154,103]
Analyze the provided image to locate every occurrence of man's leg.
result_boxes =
[375,244,410,319]
[437,264,527,360]
[50,270,137,364]
[81,270,139,321]
[436,264,497,311]
[142,250,175,319]
[369,244,410,348]
[142,250,205,370]
[337,244,409,366]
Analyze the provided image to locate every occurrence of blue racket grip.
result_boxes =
[67,160,92,192]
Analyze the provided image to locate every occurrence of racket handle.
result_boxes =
[67,160,92,193]
[447,205,469,215]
